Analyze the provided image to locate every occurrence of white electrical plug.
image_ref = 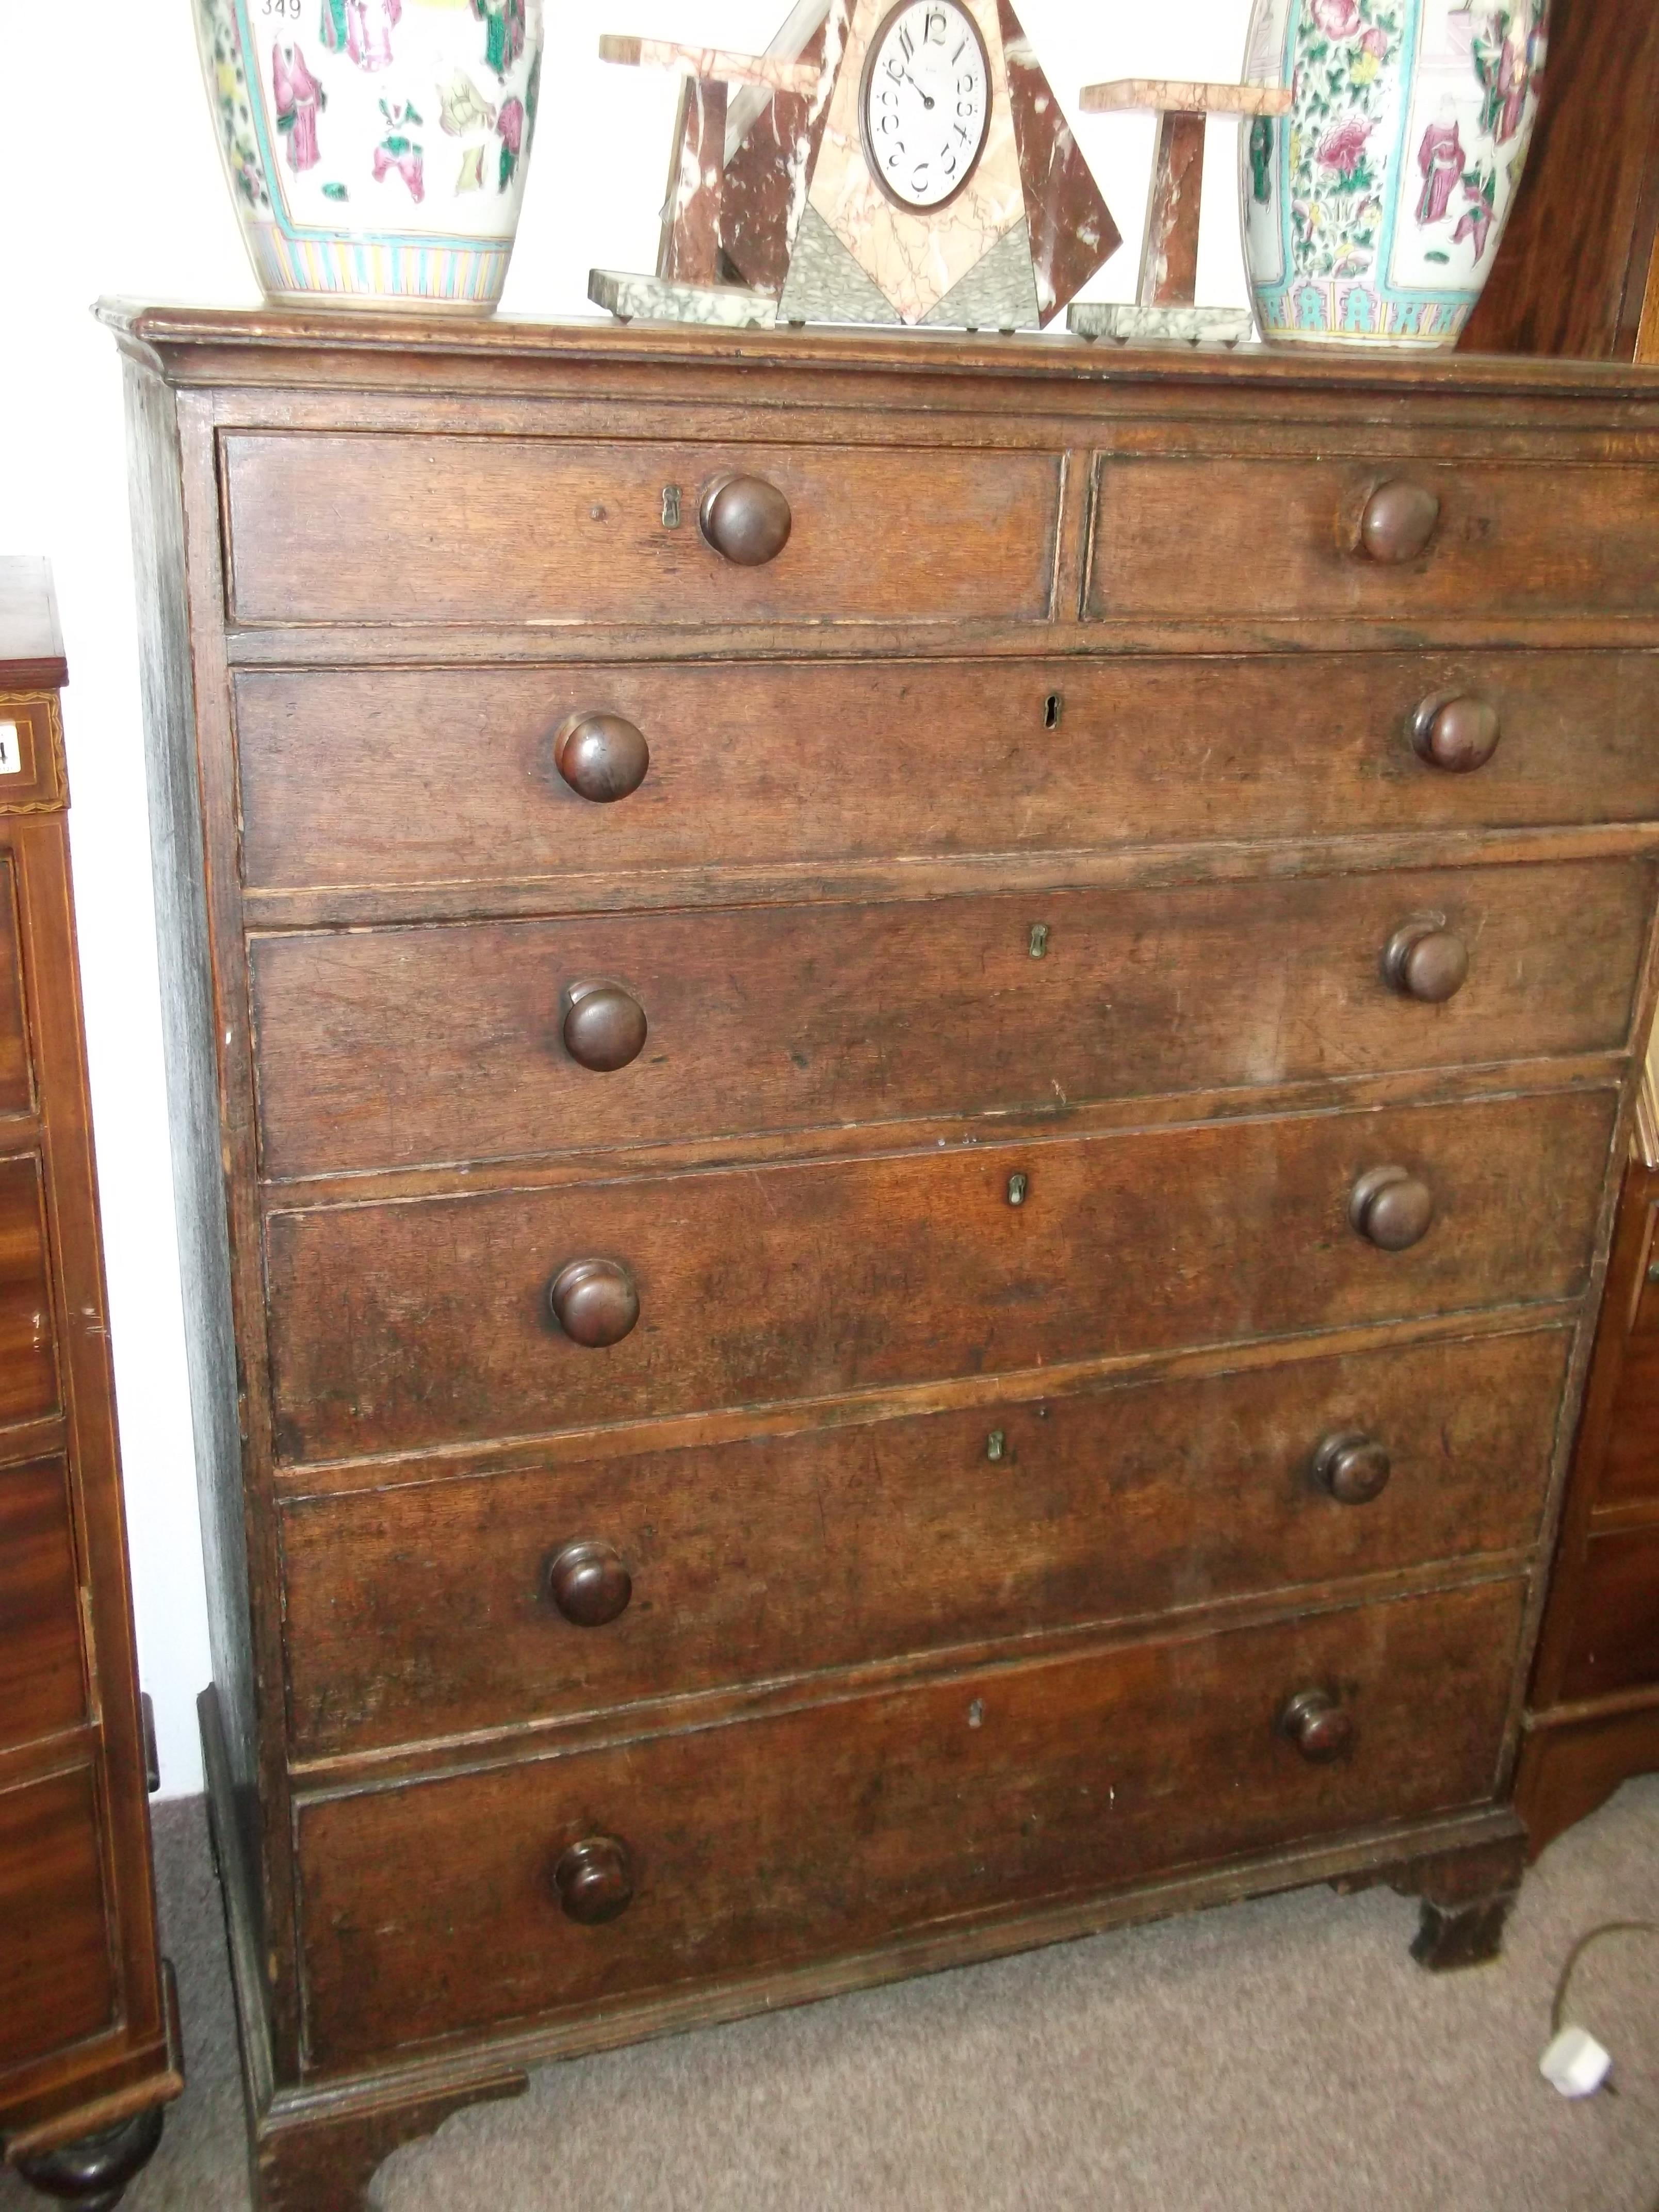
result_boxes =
[1540,2025,1613,2097]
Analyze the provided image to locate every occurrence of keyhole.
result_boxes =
[1029,923,1050,959]
[1043,692,1062,730]
[986,1429,1006,1462]
[1007,1173,1028,1207]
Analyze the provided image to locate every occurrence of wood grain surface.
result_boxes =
[0,855,30,1118]
[0,1153,58,1426]
[0,1453,86,1748]
[0,1767,114,2070]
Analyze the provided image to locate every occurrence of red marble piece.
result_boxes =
[997,0,1122,324]
[1141,108,1205,306]
[720,12,833,295]
[659,77,729,286]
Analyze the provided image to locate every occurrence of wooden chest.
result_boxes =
[108,307,1659,2212]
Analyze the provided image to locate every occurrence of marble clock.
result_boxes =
[859,1,993,213]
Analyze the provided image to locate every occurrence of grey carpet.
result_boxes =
[6,1778,1656,2210]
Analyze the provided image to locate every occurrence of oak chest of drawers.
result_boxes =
[109,306,1659,2211]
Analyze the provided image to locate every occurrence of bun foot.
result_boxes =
[13,2105,165,2210]
[1409,1892,1516,1973]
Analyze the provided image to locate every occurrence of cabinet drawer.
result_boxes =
[0,854,30,1118]
[234,653,1659,900]
[0,1153,57,1426]
[251,860,1649,1179]
[1086,457,1659,623]
[220,435,1061,630]
[296,1576,1522,2068]
[281,1329,1567,1761]
[1559,1527,1659,1700]
[0,1453,84,1748]
[266,1090,1613,1465]
[0,1765,113,2070]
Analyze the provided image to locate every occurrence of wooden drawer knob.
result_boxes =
[546,1540,632,1627]
[548,1259,639,1347]
[1383,920,1469,1004]
[1279,1688,1354,1762]
[554,1835,634,1924]
[700,474,792,566]
[1357,479,1441,563]
[1410,692,1501,773]
[553,712,650,803]
[1313,1430,1393,1506]
[1349,1166,1435,1251]
[563,982,647,1072]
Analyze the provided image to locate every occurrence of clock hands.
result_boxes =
[898,65,936,109]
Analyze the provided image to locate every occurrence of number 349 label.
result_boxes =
[0,724,21,776]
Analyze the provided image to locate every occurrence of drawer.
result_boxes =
[0,1765,113,2070]
[296,1576,1522,2068]
[234,653,1659,899]
[0,853,29,1118]
[220,434,1061,630]
[280,1328,1568,1761]
[0,1454,84,1748]
[1603,1238,1659,1505]
[1086,457,1659,623]
[251,860,1650,1178]
[265,1090,1613,1464]
[0,1153,57,1427]
[1559,1527,1659,1700]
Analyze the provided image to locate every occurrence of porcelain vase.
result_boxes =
[194,0,543,312]
[1239,0,1549,347]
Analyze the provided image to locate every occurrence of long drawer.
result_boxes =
[0,1152,57,1427]
[295,1576,1524,2070]
[234,654,1659,899]
[220,435,1063,629]
[251,860,1650,1178]
[265,1090,1615,1463]
[0,1766,113,2071]
[1086,456,1659,622]
[0,1453,85,1749]
[279,1328,1569,1761]
[0,854,29,1118]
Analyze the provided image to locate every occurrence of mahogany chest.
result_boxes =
[108,307,1659,2211]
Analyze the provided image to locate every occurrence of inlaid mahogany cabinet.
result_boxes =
[106,306,1659,2211]
[0,562,181,2207]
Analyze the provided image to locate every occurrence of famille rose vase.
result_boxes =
[1239,0,1549,346]
[194,0,543,311]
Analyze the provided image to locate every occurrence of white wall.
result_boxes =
[0,0,1251,1796]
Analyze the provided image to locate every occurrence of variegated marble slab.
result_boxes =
[1067,302,1254,345]
[588,270,780,326]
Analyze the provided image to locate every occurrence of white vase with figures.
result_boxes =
[1239,0,1549,347]
[194,0,543,312]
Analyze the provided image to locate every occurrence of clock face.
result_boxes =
[859,1,992,213]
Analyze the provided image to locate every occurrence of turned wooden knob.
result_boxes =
[1313,1430,1393,1506]
[1357,479,1441,563]
[548,1259,639,1347]
[553,1835,634,1924]
[1384,920,1469,1004]
[546,1540,632,1627]
[553,712,650,803]
[1410,692,1501,774]
[563,982,647,1071]
[1279,1688,1354,1762]
[1349,1166,1436,1252]
[700,474,792,566]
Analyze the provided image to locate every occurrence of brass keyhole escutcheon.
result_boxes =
[1007,1173,1028,1207]
[986,1429,1006,1462]
[1029,923,1050,959]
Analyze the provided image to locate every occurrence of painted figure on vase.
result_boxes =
[272,41,327,171]
[1453,157,1498,256]
[1472,7,1536,144]
[437,69,496,136]
[496,95,524,191]
[1416,109,1463,222]
[1249,116,1274,204]
[372,96,425,199]
[456,143,485,191]
[471,0,525,83]
[320,0,401,73]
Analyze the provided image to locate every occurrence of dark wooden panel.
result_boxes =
[297,1577,1523,2068]
[1559,1528,1659,1700]
[0,1453,85,1748]
[1600,1196,1659,1506]
[1516,1701,1659,1861]
[280,1329,1568,1761]
[0,853,31,1118]
[265,1091,1615,1464]
[0,1766,113,2069]
[0,1151,58,1426]
[250,859,1650,1179]
[234,654,1659,898]
[1086,458,1659,622]
[220,435,1062,629]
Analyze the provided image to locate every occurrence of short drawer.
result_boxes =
[280,1328,1567,1761]
[1559,1526,1659,1700]
[0,854,30,1118]
[250,859,1650,1178]
[234,653,1659,899]
[0,1765,113,2070]
[0,1453,85,1748]
[0,1153,57,1427]
[1086,456,1659,623]
[295,1576,1522,2068]
[220,435,1061,630]
[265,1089,1613,1464]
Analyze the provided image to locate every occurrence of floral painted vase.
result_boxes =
[1239,0,1549,346]
[194,0,544,311]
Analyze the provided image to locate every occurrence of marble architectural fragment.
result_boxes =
[721,4,832,295]
[776,203,902,324]
[588,270,780,326]
[1067,301,1251,345]
[600,35,820,92]
[997,0,1121,324]
[660,77,727,284]
[920,216,1040,328]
